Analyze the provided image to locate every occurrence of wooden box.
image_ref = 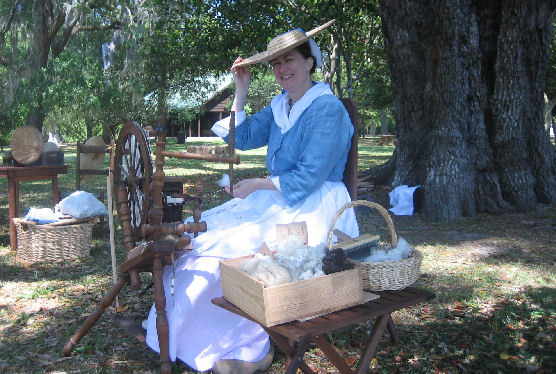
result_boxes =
[220,255,364,327]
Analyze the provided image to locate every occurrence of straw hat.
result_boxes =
[234,19,335,67]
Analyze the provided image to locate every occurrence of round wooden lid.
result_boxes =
[10,126,44,165]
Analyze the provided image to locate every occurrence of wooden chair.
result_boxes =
[76,139,114,228]
[76,139,113,190]
[341,98,359,201]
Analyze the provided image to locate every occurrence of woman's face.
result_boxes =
[270,49,313,93]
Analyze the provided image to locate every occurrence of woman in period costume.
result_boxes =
[144,19,359,374]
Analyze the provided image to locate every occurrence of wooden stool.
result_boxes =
[213,287,435,374]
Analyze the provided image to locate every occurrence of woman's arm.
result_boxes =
[231,57,250,113]
[226,178,277,198]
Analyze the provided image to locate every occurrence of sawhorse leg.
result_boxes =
[356,314,390,373]
[278,313,398,374]
[387,315,400,344]
[264,330,314,374]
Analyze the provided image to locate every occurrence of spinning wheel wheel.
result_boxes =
[113,122,153,243]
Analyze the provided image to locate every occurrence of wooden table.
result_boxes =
[378,135,397,146]
[213,287,435,374]
[0,165,68,251]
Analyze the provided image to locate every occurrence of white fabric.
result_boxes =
[269,175,281,191]
[270,82,334,134]
[308,38,322,68]
[389,185,420,216]
[55,190,108,219]
[145,181,358,371]
[212,110,247,138]
[24,207,59,224]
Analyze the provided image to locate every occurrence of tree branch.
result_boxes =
[46,11,66,55]
[353,28,377,81]
[549,97,556,111]
[51,13,80,58]
[77,20,122,32]
[0,0,20,36]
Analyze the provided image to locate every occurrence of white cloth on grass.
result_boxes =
[389,185,420,216]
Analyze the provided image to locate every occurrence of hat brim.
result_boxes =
[234,19,335,67]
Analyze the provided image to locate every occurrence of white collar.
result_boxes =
[271,82,334,134]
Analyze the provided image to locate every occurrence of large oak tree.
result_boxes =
[376,0,556,221]
[0,0,121,131]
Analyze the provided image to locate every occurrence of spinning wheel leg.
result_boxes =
[153,256,172,374]
[62,277,128,355]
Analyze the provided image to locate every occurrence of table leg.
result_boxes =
[356,314,389,374]
[7,178,17,251]
[264,331,314,374]
[52,176,60,204]
[287,335,312,374]
[313,335,356,374]
[387,315,400,344]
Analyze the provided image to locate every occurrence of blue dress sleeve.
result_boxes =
[224,105,274,151]
[279,97,353,206]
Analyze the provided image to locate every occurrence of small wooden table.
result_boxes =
[0,165,68,251]
[212,287,435,374]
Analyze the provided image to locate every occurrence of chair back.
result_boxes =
[76,138,112,190]
[340,98,359,201]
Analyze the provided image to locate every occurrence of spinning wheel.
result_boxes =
[113,122,153,244]
[64,118,240,374]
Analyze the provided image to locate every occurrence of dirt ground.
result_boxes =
[0,185,554,373]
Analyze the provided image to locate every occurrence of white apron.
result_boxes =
[145,181,358,371]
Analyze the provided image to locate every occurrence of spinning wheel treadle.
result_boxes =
[113,121,153,244]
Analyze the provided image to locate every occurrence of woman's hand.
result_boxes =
[231,57,250,111]
[232,57,251,89]
[226,178,277,199]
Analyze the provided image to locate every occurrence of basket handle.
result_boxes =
[326,200,398,250]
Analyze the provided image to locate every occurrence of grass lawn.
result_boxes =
[0,137,554,373]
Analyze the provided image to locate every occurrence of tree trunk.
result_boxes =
[380,109,388,135]
[378,0,556,221]
[85,117,93,140]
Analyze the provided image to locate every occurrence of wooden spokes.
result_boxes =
[113,122,153,244]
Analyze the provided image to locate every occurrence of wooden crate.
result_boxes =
[220,255,364,327]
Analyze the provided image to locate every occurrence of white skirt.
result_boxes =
[145,181,359,371]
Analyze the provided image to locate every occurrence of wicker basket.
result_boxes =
[327,200,422,292]
[13,218,94,264]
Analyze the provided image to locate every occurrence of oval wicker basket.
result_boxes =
[327,200,422,292]
[13,218,93,264]
[10,126,44,165]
